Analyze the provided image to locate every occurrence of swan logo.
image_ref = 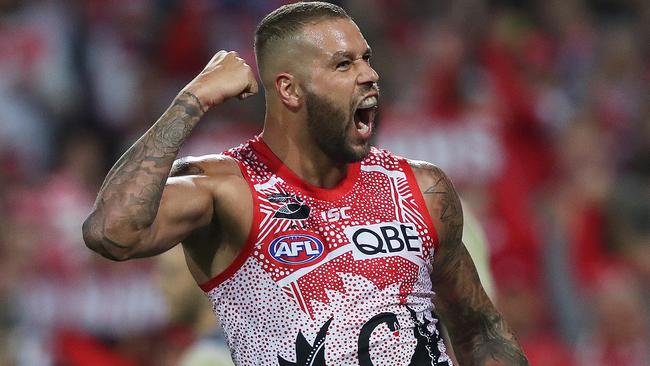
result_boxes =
[267,193,311,220]
[269,234,324,265]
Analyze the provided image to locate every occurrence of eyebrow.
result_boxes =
[330,47,373,60]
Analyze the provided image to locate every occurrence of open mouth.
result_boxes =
[354,95,378,138]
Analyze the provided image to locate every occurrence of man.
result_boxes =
[83,2,528,365]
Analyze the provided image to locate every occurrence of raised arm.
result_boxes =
[82,51,258,261]
[411,161,529,365]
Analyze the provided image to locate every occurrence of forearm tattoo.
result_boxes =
[422,164,529,366]
[86,93,204,247]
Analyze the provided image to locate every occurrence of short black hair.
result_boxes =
[254,2,351,72]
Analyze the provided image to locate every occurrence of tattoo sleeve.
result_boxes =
[83,92,204,259]
[423,165,529,366]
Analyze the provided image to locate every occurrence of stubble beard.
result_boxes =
[304,90,371,163]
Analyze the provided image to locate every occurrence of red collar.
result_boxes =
[249,135,360,201]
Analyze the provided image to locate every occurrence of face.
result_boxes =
[299,19,380,163]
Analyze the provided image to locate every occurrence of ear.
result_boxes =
[275,73,302,110]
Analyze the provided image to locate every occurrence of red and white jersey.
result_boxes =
[200,135,453,365]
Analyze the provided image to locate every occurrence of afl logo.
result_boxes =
[269,234,324,265]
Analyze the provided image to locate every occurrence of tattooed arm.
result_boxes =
[410,161,529,366]
[82,51,258,261]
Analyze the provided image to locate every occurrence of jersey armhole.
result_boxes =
[399,158,440,251]
[199,159,261,292]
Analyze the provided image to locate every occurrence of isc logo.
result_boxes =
[344,222,423,261]
[269,234,325,265]
[321,207,351,222]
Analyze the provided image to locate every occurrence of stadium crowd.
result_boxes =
[0,0,648,364]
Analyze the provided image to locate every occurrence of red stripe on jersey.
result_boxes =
[400,158,440,250]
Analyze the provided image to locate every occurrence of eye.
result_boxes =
[362,54,371,63]
[336,60,352,70]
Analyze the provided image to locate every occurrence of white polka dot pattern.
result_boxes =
[205,137,453,365]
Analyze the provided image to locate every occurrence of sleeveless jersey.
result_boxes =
[200,135,454,366]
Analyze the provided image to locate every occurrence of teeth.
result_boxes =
[358,96,377,109]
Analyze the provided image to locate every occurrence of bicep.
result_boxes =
[432,240,488,307]
[134,176,214,258]
[411,163,528,363]
[417,164,497,338]
[409,160,485,302]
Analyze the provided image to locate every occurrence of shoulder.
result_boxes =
[405,158,450,191]
[366,147,448,183]
[170,154,242,178]
[169,154,250,207]
[405,158,460,210]
[405,159,463,244]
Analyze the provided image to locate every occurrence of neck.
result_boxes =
[262,114,349,189]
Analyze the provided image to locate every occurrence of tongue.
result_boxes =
[357,120,369,134]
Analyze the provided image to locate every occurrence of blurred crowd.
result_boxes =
[0,0,648,365]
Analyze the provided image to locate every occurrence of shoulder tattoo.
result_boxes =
[417,163,463,245]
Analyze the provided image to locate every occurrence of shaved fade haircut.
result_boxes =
[254,2,351,77]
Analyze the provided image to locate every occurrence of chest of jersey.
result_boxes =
[205,138,452,365]
[244,145,437,317]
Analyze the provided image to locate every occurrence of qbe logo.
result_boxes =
[344,222,423,262]
[268,234,325,265]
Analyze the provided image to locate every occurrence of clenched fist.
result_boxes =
[182,51,259,111]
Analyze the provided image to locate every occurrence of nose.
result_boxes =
[357,61,379,86]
